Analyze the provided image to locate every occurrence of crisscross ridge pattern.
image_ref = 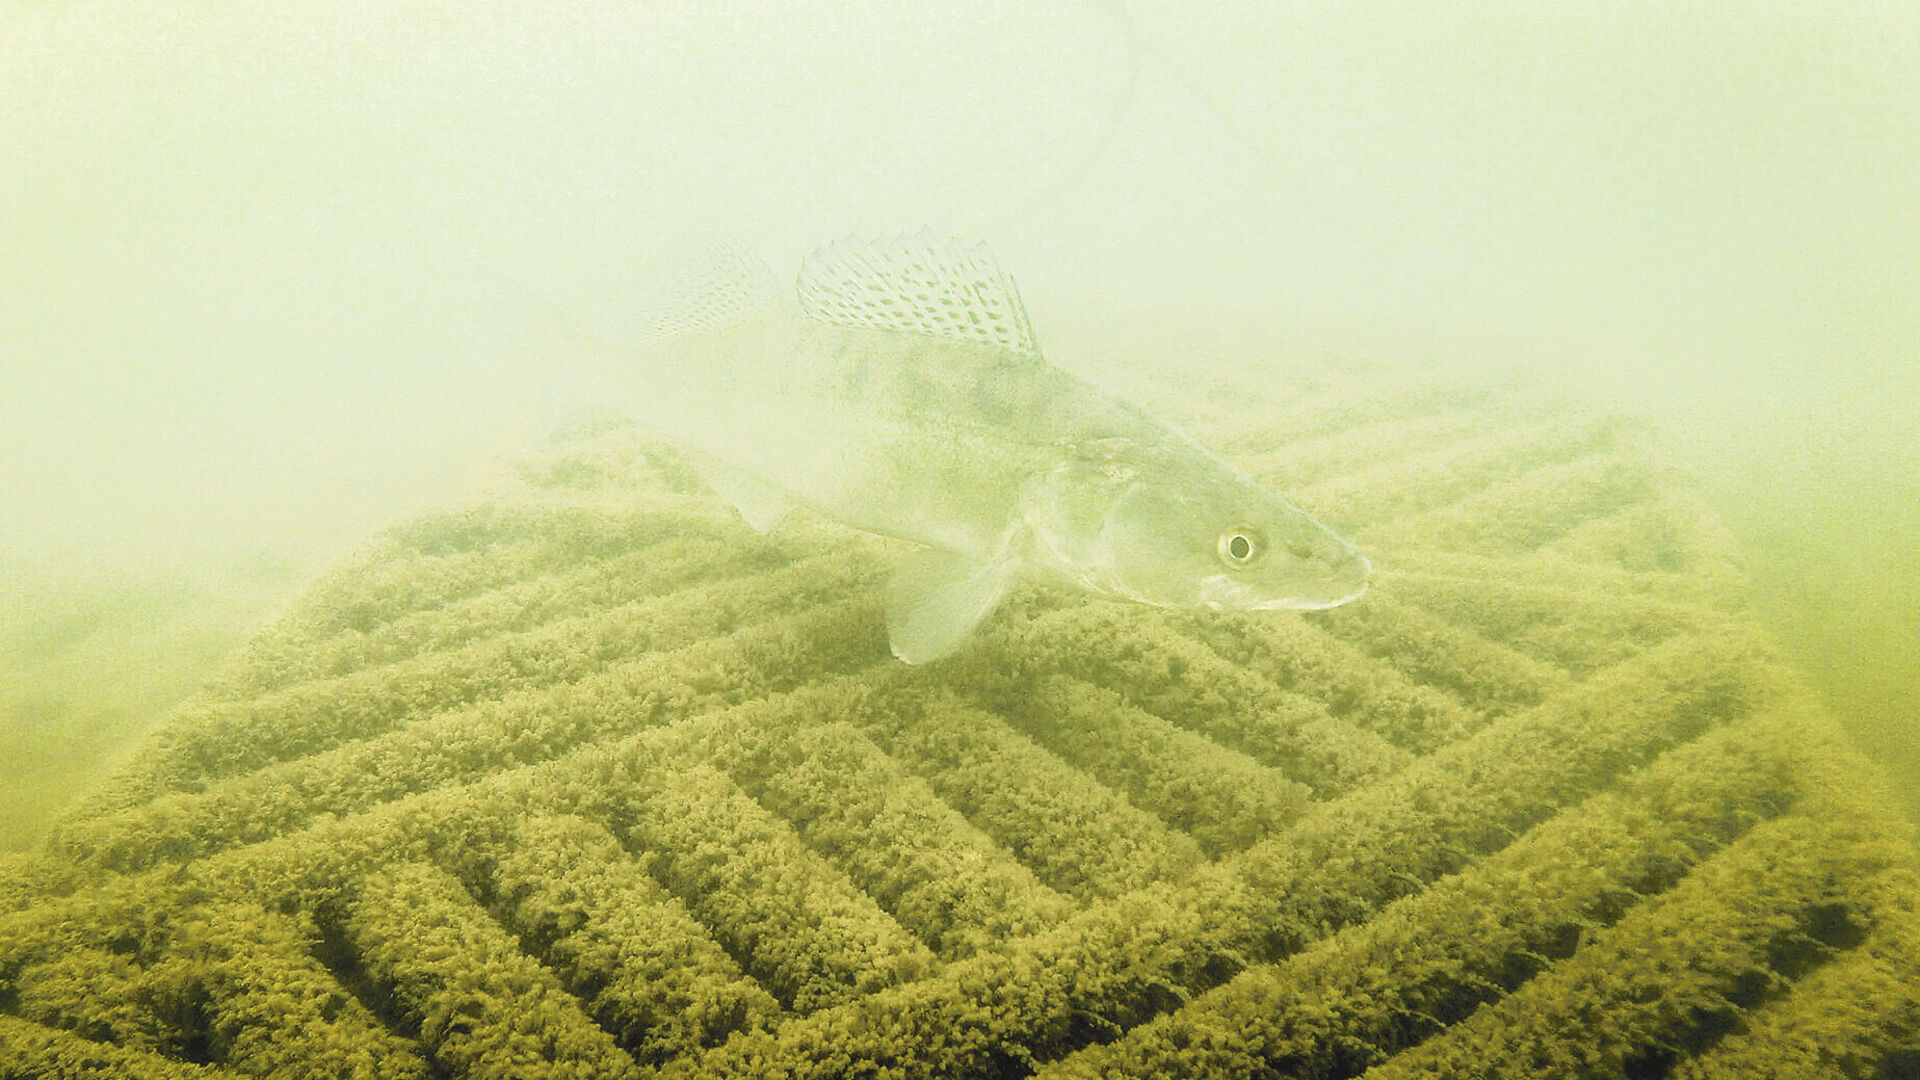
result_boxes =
[3,362,1915,1079]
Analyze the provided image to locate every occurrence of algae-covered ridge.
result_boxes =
[1,361,1916,1079]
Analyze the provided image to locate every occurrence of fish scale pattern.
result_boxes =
[3,364,1917,1080]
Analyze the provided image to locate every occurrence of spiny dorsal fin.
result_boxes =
[798,232,1042,361]
[642,240,780,340]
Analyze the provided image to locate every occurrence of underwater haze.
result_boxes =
[3,0,1916,835]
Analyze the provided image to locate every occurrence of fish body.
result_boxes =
[621,236,1369,662]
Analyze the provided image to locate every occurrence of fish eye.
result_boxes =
[1218,528,1265,568]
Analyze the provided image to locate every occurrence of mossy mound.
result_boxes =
[3,363,1915,1079]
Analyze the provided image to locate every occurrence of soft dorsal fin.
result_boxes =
[642,241,780,340]
[798,232,1042,361]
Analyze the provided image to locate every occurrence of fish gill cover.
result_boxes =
[1,359,1916,1079]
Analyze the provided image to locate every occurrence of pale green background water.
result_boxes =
[3,1,1915,841]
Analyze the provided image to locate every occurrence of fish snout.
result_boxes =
[1334,549,1371,603]
[1311,547,1371,608]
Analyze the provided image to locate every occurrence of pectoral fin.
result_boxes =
[886,550,1019,664]
[688,451,799,533]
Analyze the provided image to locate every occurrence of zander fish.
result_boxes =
[619,234,1369,662]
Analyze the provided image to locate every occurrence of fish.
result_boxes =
[618,234,1369,663]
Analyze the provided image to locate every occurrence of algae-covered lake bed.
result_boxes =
[4,1,1916,1074]
[3,356,1917,1077]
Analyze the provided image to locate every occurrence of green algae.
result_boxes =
[2,375,1916,1078]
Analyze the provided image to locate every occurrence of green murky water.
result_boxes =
[1,3,1915,1075]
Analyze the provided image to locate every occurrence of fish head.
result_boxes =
[1191,487,1372,611]
[1031,444,1369,611]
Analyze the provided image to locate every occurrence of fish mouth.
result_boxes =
[1265,577,1369,611]
[1201,550,1371,611]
